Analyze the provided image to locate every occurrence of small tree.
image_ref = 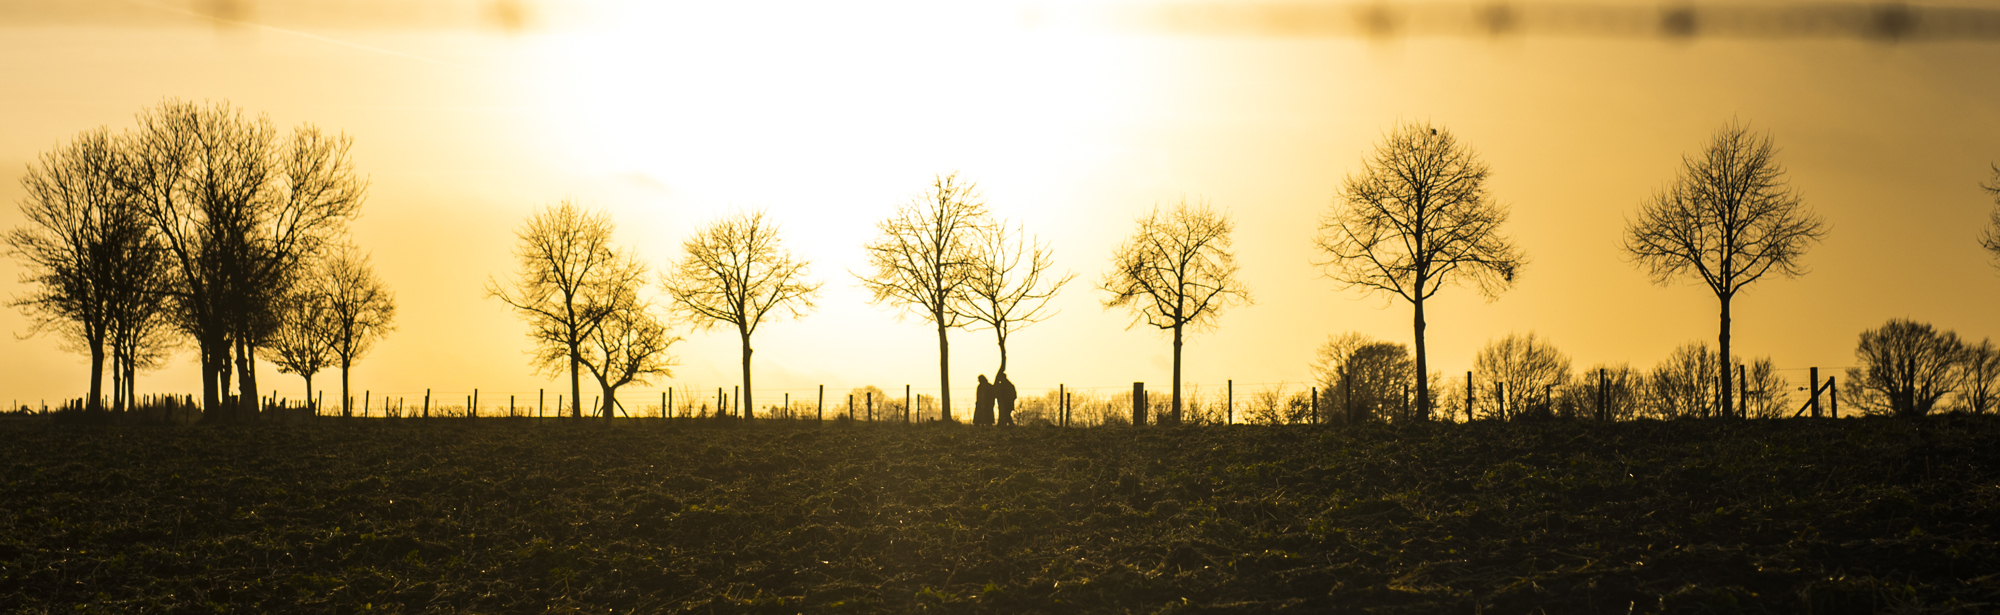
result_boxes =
[1310,333,1413,424]
[489,200,648,419]
[1624,121,1828,418]
[578,295,677,420]
[1471,332,1570,420]
[261,288,332,411]
[1317,122,1525,420]
[1101,200,1251,424]
[1739,357,1792,419]
[1646,342,1722,419]
[961,221,1073,375]
[663,209,821,419]
[321,248,395,417]
[859,173,990,422]
[1846,319,1963,417]
[1956,338,2000,414]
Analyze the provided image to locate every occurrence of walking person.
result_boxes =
[996,372,1018,426]
[974,374,996,425]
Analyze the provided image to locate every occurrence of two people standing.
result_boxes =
[974,373,1017,426]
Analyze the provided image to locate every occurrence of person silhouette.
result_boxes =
[996,372,1018,426]
[974,374,996,426]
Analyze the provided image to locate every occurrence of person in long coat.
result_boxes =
[974,374,996,425]
[996,372,1018,426]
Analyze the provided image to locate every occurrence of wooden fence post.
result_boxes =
[1829,377,1838,418]
[423,389,430,418]
[847,394,854,420]
[905,385,911,423]
[1311,387,1319,424]
[1497,382,1507,422]
[1809,367,1820,418]
[867,391,873,422]
[473,389,479,418]
[818,385,824,421]
[1060,383,1068,426]
[1225,380,1232,425]
[1466,372,1474,423]
[1132,382,1146,426]
[1737,364,1747,418]
[539,389,545,419]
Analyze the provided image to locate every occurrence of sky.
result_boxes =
[3,0,1999,416]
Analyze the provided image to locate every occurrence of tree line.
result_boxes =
[16,104,2000,424]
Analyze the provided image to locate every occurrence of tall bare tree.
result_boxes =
[961,221,1073,375]
[321,248,396,417]
[123,100,365,421]
[578,294,678,420]
[663,209,821,419]
[7,128,148,411]
[859,173,991,422]
[1317,122,1524,420]
[1624,122,1828,418]
[1101,199,1251,424]
[489,200,648,419]
[261,288,331,411]
[1846,319,1963,418]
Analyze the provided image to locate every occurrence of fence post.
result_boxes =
[1225,380,1232,425]
[365,391,371,419]
[1737,364,1747,418]
[1311,387,1319,424]
[1497,382,1507,422]
[1809,367,1820,418]
[423,389,431,418]
[539,389,545,419]
[867,391,874,422]
[1060,384,1068,426]
[905,385,911,423]
[1598,368,1607,421]
[473,389,479,418]
[1133,382,1146,426]
[668,389,675,419]
[1829,377,1838,418]
[847,394,854,420]
[818,385,824,421]
[511,395,516,417]
[1466,372,1474,423]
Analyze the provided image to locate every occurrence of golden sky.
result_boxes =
[4,0,1999,414]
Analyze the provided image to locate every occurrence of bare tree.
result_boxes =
[1471,331,1571,420]
[321,248,395,417]
[1646,341,1722,419]
[7,128,146,411]
[1317,122,1524,420]
[1624,122,1828,418]
[1311,333,1413,424]
[1740,357,1792,419]
[859,173,990,422]
[1956,338,2000,414]
[260,289,331,412]
[1101,199,1251,424]
[489,200,648,419]
[578,294,678,420]
[123,100,365,421]
[961,221,1073,375]
[663,209,821,419]
[1846,319,1963,417]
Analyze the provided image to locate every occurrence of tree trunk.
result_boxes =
[235,336,259,421]
[601,382,617,420]
[937,320,953,422]
[1171,322,1184,425]
[1413,294,1430,419]
[1718,293,1733,419]
[740,328,754,420]
[340,360,352,418]
[303,372,315,414]
[569,346,582,420]
[210,336,231,422]
[87,336,106,412]
[996,331,1009,376]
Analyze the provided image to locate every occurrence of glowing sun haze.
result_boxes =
[3,0,1998,414]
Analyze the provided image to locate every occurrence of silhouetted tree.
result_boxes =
[320,248,395,417]
[1739,357,1792,418]
[1575,363,1645,421]
[7,128,156,411]
[1646,342,1722,419]
[1847,319,1963,417]
[261,287,331,411]
[1317,122,1524,420]
[489,200,648,419]
[124,100,365,421]
[578,295,677,420]
[1956,338,2000,414]
[1471,332,1570,420]
[859,173,991,422]
[962,221,1073,375]
[1624,122,1828,419]
[663,209,821,419]
[1310,333,1413,424]
[1101,200,1251,424]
